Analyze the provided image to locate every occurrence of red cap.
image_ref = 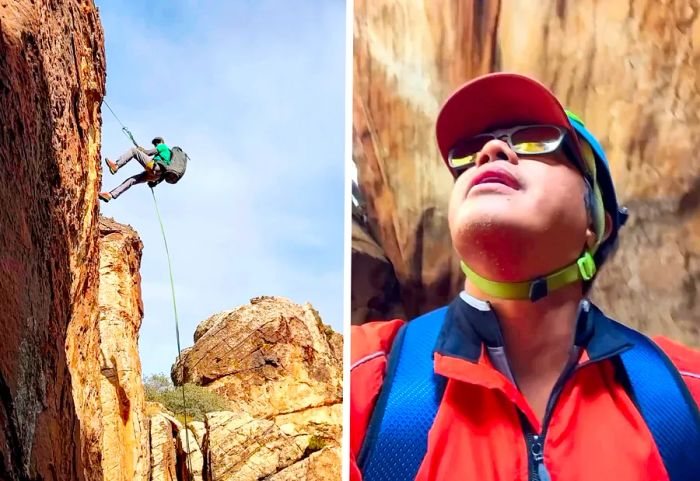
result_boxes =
[435,73,584,169]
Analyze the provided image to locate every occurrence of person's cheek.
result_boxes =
[448,175,468,223]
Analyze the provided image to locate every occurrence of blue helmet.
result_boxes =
[566,112,629,267]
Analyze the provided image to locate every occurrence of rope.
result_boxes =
[102,98,139,148]
[150,187,194,478]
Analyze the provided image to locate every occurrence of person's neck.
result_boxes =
[465,279,584,418]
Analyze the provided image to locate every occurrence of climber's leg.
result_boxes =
[109,172,149,200]
[116,147,154,170]
[105,158,118,174]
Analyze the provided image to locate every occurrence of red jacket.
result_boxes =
[350,295,700,481]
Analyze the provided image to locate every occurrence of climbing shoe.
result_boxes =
[98,192,112,202]
[105,158,118,175]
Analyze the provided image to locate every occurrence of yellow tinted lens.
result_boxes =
[449,135,491,169]
[516,142,548,153]
[511,126,563,155]
[450,152,477,168]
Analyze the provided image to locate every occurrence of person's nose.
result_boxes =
[475,139,519,167]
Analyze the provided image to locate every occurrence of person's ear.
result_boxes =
[585,211,613,250]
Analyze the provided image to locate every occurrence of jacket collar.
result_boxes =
[434,292,631,364]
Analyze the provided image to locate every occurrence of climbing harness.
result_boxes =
[101,99,194,476]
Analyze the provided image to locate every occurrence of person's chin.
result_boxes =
[460,193,519,218]
[454,209,522,237]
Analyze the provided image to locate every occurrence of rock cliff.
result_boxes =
[67,217,150,481]
[96,218,150,481]
[352,0,700,345]
[163,296,343,480]
[0,1,105,479]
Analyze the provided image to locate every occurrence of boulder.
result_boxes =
[150,414,178,481]
[172,296,342,419]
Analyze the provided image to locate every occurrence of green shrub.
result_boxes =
[144,373,172,400]
[307,435,329,451]
[143,373,229,421]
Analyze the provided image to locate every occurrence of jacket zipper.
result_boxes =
[524,424,551,481]
[520,345,633,481]
[521,360,577,481]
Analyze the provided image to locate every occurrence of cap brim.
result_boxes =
[436,73,583,169]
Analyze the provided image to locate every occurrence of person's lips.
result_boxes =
[467,166,521,193]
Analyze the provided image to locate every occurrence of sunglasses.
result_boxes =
[447,125,569,173]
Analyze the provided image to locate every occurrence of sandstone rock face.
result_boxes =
[189,420,207,448]
[205,405,341,481]
[0,1,105,479]
[273,404,342,450]
[351,219,405,324]
[173,296,342,419]
[166,297,342,480]
[267,447,342,481]
[150,414,178,481]
[97,218,150,481]
[143,407,207,481]
[352,0,700,345]
[176,427,204,481]
[352,0,497,320]
[205,411,304,481]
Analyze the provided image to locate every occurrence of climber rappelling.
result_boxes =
[98,136,188,202]
[98,99,196,467]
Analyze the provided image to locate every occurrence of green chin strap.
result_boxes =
[460,251,597,302]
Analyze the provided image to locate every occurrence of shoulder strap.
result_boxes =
[610,319,700,481]
[359,306,449,481]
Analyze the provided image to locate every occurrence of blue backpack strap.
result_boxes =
[609,319,700,480]
[358,306,449,481]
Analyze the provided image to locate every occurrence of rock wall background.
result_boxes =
[0,1,105,479]
[352,0,700,346]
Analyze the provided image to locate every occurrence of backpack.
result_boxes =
[358,305,700,481]
[158,146,188,184]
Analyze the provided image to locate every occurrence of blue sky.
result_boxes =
[95,0,346,377]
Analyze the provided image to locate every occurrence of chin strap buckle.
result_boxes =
[577,251,597,281]
[528,278,548,302]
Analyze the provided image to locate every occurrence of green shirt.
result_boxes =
[153,143,172,165]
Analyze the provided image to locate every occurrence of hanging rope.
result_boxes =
[150,187,194,477]
[101,98,194,477]
[103,98,139,148]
